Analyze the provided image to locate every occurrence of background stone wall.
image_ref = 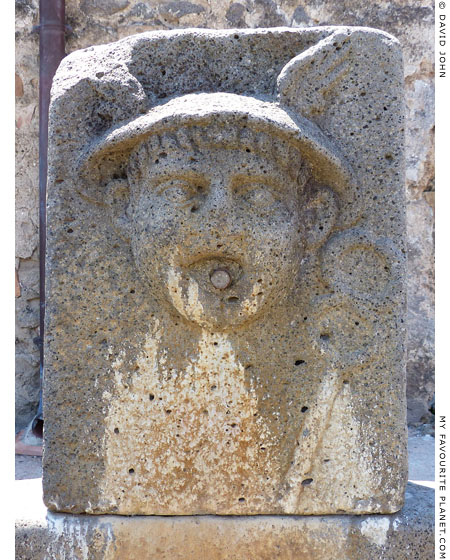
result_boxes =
[15,0,434,430]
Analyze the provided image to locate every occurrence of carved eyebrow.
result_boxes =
[230,173,285,193]
[149,172,209,192]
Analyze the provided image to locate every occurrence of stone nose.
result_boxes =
[194,181,235,236]
[182,179,249,256]
[183,194,246,257]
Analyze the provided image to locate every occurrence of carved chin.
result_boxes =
[166,258,273,331]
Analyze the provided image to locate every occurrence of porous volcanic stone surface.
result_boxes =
[15,0,434,435]
[43,27,407,516]
[16,483,433,560]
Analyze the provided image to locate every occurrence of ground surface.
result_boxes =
[15,455,43,481]
[407,427,435,485]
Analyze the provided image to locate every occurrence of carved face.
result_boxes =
[127,139,305,331]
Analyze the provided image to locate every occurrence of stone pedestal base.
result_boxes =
[16,483,434,560]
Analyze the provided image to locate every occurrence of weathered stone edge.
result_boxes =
[16,483,434,560]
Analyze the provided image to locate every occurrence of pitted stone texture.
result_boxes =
[15,0,434,434]
[44,28,406,516]
[17,484,433,560]
[15,519,48,560]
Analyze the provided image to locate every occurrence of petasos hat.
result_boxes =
[80,92,355,195]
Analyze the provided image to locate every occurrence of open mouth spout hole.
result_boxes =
[210,268,233,290]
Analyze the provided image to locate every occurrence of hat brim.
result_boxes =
[80,92,354,194]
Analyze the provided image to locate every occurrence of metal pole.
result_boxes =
[33,0,66,437]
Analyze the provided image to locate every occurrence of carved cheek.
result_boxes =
[132,192,180,238]
[244,203,298,250]
[130,198,178,269]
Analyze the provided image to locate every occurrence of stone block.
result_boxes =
[15,483,434,560]
[44,27,407,515]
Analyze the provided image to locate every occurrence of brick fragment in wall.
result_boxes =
[16,105,36,130]
[16,270,21,298]
[15,73,24,97]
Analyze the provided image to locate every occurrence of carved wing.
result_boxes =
[276,30,357,119]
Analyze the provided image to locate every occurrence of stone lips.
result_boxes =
[80,92,355,195]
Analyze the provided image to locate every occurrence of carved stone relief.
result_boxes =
[43,28,407,515]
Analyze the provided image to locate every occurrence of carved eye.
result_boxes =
[236,183,278,208]
[157,180,197,205]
